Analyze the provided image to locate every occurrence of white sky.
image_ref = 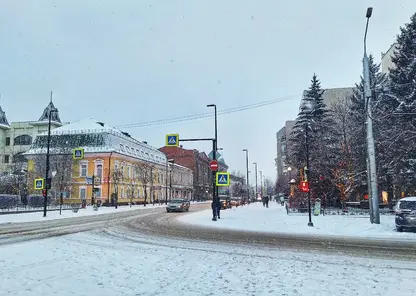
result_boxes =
[0,0,415,183]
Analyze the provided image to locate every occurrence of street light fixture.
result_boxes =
[363,7,380,224]
[259,170,263,199]
[43,92,58,218]
[207,104,218,219]
[253,162,258,202]
[242,149,250,203]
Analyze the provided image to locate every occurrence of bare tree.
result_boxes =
[136,162,154,206]
[111,167,123,208]
[27,143,75,201]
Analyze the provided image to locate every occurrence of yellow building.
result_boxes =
[24,118,181,205]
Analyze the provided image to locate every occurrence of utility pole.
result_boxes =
[305,123,313,227]
[253,162,258,202]
[243,149,249,203]
[259,170,263,199]
[363,7,380,224]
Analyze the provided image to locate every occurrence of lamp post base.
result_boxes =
[308,222,314,227]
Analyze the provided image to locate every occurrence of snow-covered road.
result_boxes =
[1,230,415,296]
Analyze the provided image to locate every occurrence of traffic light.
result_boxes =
[300,181,309,192]
[42,189,47,197]
[304,166,309,181]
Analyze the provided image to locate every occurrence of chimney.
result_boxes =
[143,141,147,144]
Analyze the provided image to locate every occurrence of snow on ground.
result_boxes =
[1,230,415,296]
[0,202,207,225]
[178,201,416,241]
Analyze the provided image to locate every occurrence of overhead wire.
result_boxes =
[117,95,300,129]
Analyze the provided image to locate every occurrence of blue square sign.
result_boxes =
[216,172,230,186]
[165,134,179,147]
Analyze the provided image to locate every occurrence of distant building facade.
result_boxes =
[25,118,193,204]
[159,145,224,200]
[0,101,63,174]
[275,120,296,181]
[381,43,398,74]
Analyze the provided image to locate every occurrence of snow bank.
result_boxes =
[177,201,416,241]
[0,201,209,225]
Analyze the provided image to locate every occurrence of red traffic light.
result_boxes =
[300,181,309,192]
[42,189,47,197]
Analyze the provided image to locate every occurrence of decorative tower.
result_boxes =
[38,101,62,126]
[0,104,11,172]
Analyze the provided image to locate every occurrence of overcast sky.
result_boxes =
[0,0,415,183]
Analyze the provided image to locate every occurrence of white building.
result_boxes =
[0,101,63,174]
[381,43,398,74]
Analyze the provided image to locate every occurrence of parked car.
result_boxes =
[395,196,416,232]
[166,199,190,212]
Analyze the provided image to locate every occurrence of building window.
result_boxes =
[94,187,102,198]
[13,135,32,146]
[4,155,9,163]
[120,144,125,152]
[80,188,87,200]
[80,163,88,177]
[121,187,125,198]
[127,166,131,178]
[126,146,131,154]
[96,164,103,177]
[5,137,10,146]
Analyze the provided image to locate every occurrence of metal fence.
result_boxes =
[287,206,395,216]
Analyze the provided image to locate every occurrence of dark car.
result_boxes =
[166,199,190,212]
[395,197,416,232]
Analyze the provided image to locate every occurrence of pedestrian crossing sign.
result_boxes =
[165,134,179,147]
[72,148,84,160]
[216,172,230,186]
[34,178,44,190]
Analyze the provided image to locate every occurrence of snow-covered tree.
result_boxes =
[288,74,339,202]
[382,13,416,194]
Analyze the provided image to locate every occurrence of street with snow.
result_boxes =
[0,201,415,296]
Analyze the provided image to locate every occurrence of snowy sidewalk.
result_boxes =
[177,201,416,241]
[0,201,208,224]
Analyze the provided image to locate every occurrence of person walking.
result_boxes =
[211,200,217,221]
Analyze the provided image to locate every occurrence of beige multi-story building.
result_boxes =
[276,87,355,180]
[0,102,63,174]
[275,120,296,181]
[381,43,398,74]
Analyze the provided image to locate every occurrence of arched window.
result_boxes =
[14,134,32,146]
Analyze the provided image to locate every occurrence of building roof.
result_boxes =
[25,118,167,165]
[37,101,62,125]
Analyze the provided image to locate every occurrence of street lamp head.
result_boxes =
[366,7,373,18]
[207,104,216,107]
[242,149,247,152]
[287,167,292,171]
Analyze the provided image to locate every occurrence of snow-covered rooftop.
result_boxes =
[26,118,167,165]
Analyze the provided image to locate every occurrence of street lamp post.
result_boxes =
[259,170,263,199]
[363,7,380,224]
[165,159,174,204]
[253,162,258,202]
[242,149,250,203]
[305,123,313,227]
[43,92,57,217]
[207,104,218,220]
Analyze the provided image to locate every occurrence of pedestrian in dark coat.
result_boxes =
[211,201,217,221]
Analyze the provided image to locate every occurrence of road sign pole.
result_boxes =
[212,139,217,221]
[91,173,95,206]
